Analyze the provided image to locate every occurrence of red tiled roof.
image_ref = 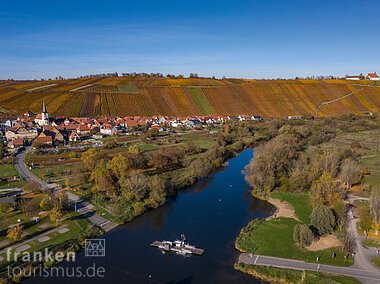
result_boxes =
[34,136,53,144]
[368,73,379,78]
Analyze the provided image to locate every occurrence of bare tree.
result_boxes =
[370,187,380,233]
[342,230,357,254]
[340,159,361,189]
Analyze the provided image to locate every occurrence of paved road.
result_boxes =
[13,147,117,232]
[347,194,379,273]
[239,253,380,284]
[239,194,380,283]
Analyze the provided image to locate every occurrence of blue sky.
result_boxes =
[1,0,379,79]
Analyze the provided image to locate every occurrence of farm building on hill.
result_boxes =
[367,72,380,81]
[345,75,361,81]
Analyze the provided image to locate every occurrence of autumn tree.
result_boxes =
[340,159,361,189]
[107,154,133,180]
[39,194,53,211]
[23,180,42,193]
[7,224,23,241]
[0,203,11,220]
[19,199,37,217]
[119,173,150,201]
[310,205,336,236]
[91,160,117,197]
[293,224,314,247]
[310,172,340,206]
[149,147,185,172]
[82,148,104,171]
[146,175,166,208]
[49,205,63,223]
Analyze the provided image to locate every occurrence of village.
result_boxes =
[0,101,264,152]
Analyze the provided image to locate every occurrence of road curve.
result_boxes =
[238,253,380,284]
[13,147,117,232]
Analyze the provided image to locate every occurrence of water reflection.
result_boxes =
[27,149,272,284]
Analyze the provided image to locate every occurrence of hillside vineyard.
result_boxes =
[1,77,379,117]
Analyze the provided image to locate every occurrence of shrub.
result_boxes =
[310,205,336,236]
[293,224,314,247]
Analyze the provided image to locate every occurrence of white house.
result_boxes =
[345,76,361,81]
[367,73,380,81]
[100,124,117,135]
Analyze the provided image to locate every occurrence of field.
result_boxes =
[361,153,380,187]
[235,263,360,284]
[0,164,26,189]
[1,77,380,117]
[236,217,353,266]
[271,192,312,223]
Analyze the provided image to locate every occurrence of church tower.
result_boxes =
[41,100,49,123]
[35,100,50,126]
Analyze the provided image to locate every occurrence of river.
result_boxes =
[27,149,273,284]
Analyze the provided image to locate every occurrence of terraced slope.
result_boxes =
[0,77,379,117]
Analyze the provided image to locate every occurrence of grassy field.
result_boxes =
[271,192,312,223]
[371,256,380,268]
[236,218,352,266]
[0,164,18,179]
[361,152,380,187]
[235,263,360,284]
[0,164,25,189]
[1,77,380,117]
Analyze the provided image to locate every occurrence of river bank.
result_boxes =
[25,149,273,283]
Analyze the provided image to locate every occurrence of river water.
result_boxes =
[27,149,273,284]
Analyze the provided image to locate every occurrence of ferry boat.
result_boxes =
[151,234,204,256]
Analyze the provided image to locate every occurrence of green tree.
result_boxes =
[331,199,347,231]
[310,205,336,236]
[293,224,314,247]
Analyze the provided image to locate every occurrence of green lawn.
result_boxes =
[363,239,380,249]
[235,263,360,284]
[236,218,353,266]
[0,180,26,189]
[361,152,380,187]
[0,164,19,179]
[271,192,312,223]
[371,256,380,268]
